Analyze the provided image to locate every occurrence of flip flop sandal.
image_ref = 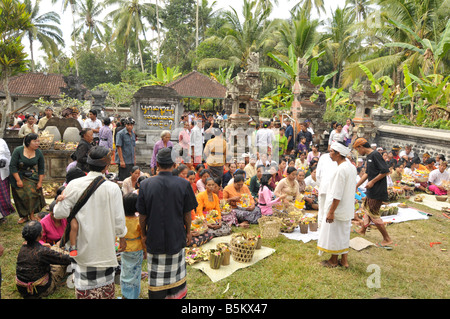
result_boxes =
[375,242,393,250]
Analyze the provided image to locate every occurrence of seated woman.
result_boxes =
[121,166,144,195]
[274,167,302,208]
[196,168,211,193]
[249,165,264,201]
[196,178,231,238]
[39,201,68,247]
[258,173,286,216]
[16,221,72,299]
[404,157,427,192]
[223,174,261,228]
[428,161,449,195]
[212,177,223,200]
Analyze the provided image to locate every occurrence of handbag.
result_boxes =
[59,176,107,248]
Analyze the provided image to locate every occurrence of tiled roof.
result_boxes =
[0,72,67,99]
[167,70,227,99]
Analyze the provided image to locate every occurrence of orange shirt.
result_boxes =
[196,191,221,218]
[223,183,255,208]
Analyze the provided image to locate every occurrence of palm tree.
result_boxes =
[106,0,156,72]
[73,0,108,51]
[51,0,80,75]
[340,0,449,88]
[198,0,277,71]
[274,8,322,60]
[322,5,358,87]
[288,0,326,16]
[21,0,64,72]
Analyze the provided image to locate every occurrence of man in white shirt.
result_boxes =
[315,152,337,228]
[256,122,274,157]
[317,142,356,269]
[54,146,127,298]
[190,118,204,166]
[83,109,102,143]
[305,167,319,188]
[428,161,449,195]
[399,145,415,162]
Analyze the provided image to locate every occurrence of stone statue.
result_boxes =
[247,52,260,73]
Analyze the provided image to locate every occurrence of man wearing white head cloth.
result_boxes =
[317,142,356,269]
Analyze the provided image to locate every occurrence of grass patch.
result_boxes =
[0,200,448,299]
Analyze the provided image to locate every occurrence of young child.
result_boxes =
[119,193,145,299]
[297,137,308,154]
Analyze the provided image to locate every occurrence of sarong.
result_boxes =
[72,263,116,299]
[10,176,45,218]
[317,217,352,255]
[189,231,213,247]
[0,178,15,218]
[361,197,384,227]
[208,165,224,179]
[234,206,262,224]
[147,249,187,299]
[120,250,144,299]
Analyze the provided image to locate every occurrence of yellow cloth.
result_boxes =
[203,137,227,166]
[124,216,144,252]
[196,191,221,218]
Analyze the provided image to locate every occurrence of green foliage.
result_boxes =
[77,49,122,89]
[94,82,139,111]
[210,65,235,86]
[319,86,355,124]
[144,62,182,86]
[260,84,293,118]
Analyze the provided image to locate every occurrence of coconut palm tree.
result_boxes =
[51,0,80,75]
[288,0,326,16]
[73,0,108,51]
[341,0,449,87]
[21,0,64,72]
[106,0,156,72]
[198,0,278,71]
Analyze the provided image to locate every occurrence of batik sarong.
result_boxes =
[10,176,45,218]
[0,178,15,218]
[72,263,116,299]
[361,197,384,227]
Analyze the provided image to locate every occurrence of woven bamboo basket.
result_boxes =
[38,134,54,150]
[230,234,256,263]
[258,216,281,239]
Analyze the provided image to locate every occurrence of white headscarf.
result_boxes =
[331,142,350,157]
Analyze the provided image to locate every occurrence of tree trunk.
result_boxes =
[71,1,79,76]
[156,0,160,64]
[0,76,11,139]
[137,38,144,73]
[29,36,35,72]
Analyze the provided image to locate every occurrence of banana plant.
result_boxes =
[146,62,182,86]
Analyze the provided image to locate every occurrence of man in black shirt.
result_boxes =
[137,147,198,298]
[354,138,394,248]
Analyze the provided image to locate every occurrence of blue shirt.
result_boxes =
[115,128,136,164]
[285,125,294,148]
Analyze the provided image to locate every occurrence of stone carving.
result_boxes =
[60,74,87,101]
[247,52,260,73]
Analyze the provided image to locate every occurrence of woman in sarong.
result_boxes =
[196,178,231,238]
[16,221,71,299]
[9,133,46,224]
[223,174,261,228]
[274,167,302,207]
[0,138,15,222]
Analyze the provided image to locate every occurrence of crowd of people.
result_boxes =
[0,109,449,299]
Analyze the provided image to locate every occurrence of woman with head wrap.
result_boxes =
[15,221,72,298]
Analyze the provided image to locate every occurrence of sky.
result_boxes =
[31,0,347,66]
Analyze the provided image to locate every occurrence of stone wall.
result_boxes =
[374,124,450,159]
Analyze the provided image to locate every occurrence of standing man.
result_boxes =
[38,106,54,130]
[203,125,227,180]
[137,148,197,299]
[316,152,337,228]
[190,118,204,167]
[317,142,356,268]
[285,119,294,154]
[54,146,127,299]
[354,137,393,248]
[115,118,136,181]
[274,127,288,157]
[83,109,102,145]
